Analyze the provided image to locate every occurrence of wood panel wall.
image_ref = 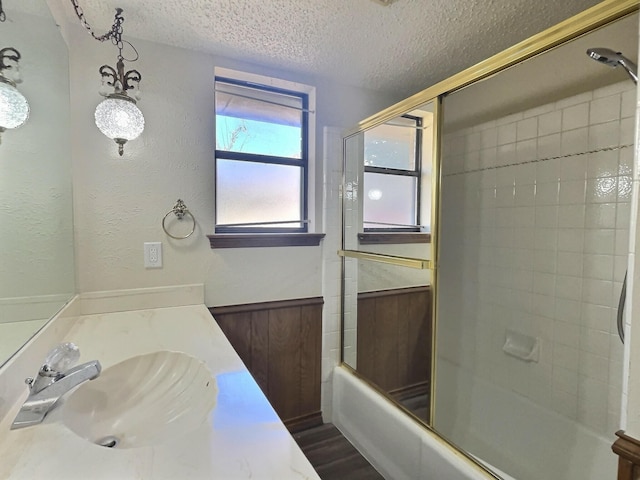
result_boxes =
[357,286,432,403]
[209,297,323,432]
[613,430,640,479]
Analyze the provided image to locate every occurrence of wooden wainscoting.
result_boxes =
[613,430,640,479]
[209,297,323,432]
[357,286,432,421]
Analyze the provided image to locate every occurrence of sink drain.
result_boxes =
[96,436,120,448]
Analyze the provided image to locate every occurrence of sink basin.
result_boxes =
[62,351,217,449]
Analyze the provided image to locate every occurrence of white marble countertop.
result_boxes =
[0,305,321,480]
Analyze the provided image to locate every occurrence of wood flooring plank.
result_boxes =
[294,423,343,446]
[293,423,385,480]
[300,435,357,462]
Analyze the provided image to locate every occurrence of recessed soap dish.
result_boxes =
[502,329,540,363]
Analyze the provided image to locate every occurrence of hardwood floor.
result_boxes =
[293,423,385,480]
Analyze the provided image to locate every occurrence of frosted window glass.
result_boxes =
[363,173,417,228]
[364,118,416,170]
[216,159,302,227]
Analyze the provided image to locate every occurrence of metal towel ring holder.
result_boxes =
[162,199,196,239]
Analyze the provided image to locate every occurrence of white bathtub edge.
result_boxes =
[331,366,493,480]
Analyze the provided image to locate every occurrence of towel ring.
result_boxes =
[162,199,196,240]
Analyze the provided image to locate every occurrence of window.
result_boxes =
[214,76,310,234]
[363,115,422,232]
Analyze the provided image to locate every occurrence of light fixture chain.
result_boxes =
[0,0,6,22]
[70,1,144,156]
[69,0,124,55]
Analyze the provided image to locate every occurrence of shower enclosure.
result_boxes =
[437,43,636,480]
[338,2,639,479]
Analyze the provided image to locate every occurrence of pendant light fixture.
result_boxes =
[70,2,144,156]
[0,2,30,144]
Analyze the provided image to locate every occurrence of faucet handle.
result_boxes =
[42,343,80,374]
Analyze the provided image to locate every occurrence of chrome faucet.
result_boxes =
[10,343,101,430]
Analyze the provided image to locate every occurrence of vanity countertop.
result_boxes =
[0,304,321,480]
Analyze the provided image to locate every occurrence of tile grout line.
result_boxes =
[443,144,633,178]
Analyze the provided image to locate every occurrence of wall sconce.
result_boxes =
[0,47,29,144]
[70,3,144,156]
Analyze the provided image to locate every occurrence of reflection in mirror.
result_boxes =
[343,102,433,258]
[342,101,434,422]
[363,116,421,230]
[0,2,74,366]
[343,256,432,422]
[435,12,637,480]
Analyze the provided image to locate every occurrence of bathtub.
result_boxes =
[434,358,616,480]
[331,366,496,480]
[332,364,612,479]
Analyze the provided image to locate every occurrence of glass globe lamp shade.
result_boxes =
[0,80,30,130]
[94,96,144,143]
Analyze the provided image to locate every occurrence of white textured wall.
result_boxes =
[66,24,398,307]
[0,12,74,310]
[436,80,634,478]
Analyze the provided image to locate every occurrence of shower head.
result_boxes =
[587,47,638,85]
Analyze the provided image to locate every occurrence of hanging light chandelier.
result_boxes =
[0,2,30,144]
[70,2,144,156]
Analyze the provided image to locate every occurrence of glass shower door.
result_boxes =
[434,12,637,479]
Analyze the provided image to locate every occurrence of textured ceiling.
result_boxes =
[55,0,604,97]
[445,11,639,129]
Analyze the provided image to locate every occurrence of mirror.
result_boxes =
[342,256,432,421]
[343,101,434,257]
[342,101,434,421]
[0,1,74,366]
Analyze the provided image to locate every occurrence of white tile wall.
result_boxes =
[438,81,634,438]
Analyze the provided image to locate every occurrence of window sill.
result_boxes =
[208,233,325,249]
[358,232,431,245]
